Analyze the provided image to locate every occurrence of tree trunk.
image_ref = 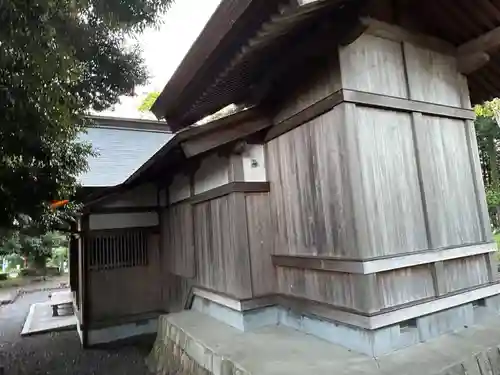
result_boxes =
[488,136,499,186]
[33,254,47,270]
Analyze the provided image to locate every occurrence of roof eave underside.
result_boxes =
[154,0,500,130]
[155,0,360,129]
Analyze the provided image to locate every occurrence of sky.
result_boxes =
[98,0,222,119]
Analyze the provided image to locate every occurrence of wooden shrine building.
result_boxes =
[72,0,500,358]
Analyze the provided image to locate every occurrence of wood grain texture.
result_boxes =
[442,255,490,294]
[377,265,435,308]
[193,153,229,195]
[353,106,428,257]
[245,193,276,296]
[404,43,462,107]
[342,90,475,120]
[88,234,161,320]
[181,117,270,158]
[169,173,191,204]
[267,105,357,258]
[273,54,342,124]
[161,271,193,313]
[102,184,158,208]
[339,34,408,98]
[414,116,482,248]
[276,266,368,312]
[360,17,456,55]
[163,204,194,278]
[194,194,252,299]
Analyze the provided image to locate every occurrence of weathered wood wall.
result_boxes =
[267,106,357,258]
[245,193,276,296]
[163,203,194,278]
[194,153,229,194]
[193,194,252,299]
[100,184,158,208]
[160,150,275,312]
[88,233,161,322]
[88,211,158,230]
[273,54,342,124]
[265,29,494,322]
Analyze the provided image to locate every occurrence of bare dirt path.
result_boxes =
[0,291,152,375]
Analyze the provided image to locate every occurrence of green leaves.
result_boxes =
[138,91,160,112]
[0,0,173,229]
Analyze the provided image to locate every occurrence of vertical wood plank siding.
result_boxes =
[403,43,462,106]
[415,116,482,248]
[162,271,193,313]
[377,266,435,309]
[267,106,357,258]
[263,28,491,321]
[442,255,490,294]
[273,54,342,124]
[276,266,365,312]
[88,233,161,320]
[353,107,428,257]
[245,193,276,296]
[194,195,252,299]
[163,204,194,278]
[339,35,408,98]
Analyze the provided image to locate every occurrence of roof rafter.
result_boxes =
[458,26,500,55]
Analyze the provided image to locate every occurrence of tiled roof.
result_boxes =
[78,117,172,187]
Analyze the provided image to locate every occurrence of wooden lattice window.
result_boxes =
[87,230,148,271]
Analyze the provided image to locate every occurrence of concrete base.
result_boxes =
[191,294,500,356]
[21,302,76,336]
[87,318,158,346]
[147,310,500,375]
[74,313,158,346]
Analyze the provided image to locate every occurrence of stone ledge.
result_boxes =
[147,310,500,375]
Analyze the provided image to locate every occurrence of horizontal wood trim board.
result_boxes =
[87,206,159,214]
[265,89,475,141]
[360,17,456,56]
[192,287,277,312]
[273,242,496,274]
[192,282,500,330]
[370,282,500,329]
[342,90,475,120]
[171,182,270,206]
[88,311,165,330]
[266,90,344,141]
[85,226,159,235]
[181,117,271,158]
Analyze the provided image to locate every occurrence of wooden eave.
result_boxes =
[81,107,271,209]
[153,0,500,131]
[153,0,361,130]
[86,115,171,133]
[151,0,286,124]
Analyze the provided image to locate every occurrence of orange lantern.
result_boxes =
[50,200,70,209]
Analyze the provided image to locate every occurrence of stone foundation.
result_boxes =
[147,309,500,375]
[191,294,500,356]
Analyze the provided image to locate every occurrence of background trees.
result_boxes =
[475,99,500,227]
[0,0,173,230]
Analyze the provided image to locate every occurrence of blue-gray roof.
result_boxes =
[78,117,172,187]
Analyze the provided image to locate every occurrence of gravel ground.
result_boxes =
[0,291,153,375]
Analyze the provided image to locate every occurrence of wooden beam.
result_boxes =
[360,17,456,55]
[272,242,496,275]
[180,117,271,158]
[458,26,500,56]
[265,90,343,141]
[457,52,490,75]
[342,89,476,120]
[186,182,270,206]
